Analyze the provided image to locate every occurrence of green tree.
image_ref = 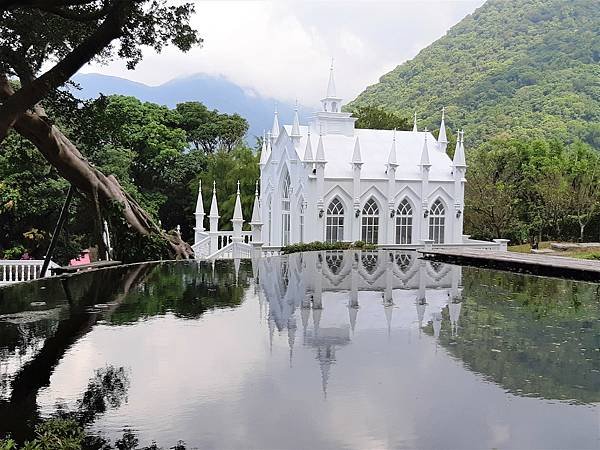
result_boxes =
[175,102,248,153]
[0,1,201,260]
[351,105,411,130]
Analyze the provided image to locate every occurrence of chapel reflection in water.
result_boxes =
[254,250,462,396]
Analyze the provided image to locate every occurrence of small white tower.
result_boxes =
[412,111,418,132]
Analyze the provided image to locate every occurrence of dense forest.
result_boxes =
[350,0,600,243]
[350,0,600,150]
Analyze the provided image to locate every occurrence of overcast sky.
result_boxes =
[82,0,485,106]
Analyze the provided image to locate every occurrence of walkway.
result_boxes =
[419,248,600,282]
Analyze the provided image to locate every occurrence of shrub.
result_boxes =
[281,241,376,255]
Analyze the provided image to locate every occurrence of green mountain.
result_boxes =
[349,0,600,149]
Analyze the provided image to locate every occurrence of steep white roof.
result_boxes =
[282,125,454,181]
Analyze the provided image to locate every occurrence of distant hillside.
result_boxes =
[349,0,600,149]
[72,73,309,140]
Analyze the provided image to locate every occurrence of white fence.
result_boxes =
[0,260,58,286]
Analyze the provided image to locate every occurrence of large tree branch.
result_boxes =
[0,0,97,11]
[0,0,134,141]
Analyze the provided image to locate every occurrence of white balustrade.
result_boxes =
[0,260,58,286]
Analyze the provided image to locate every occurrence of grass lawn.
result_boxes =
[508,241,600,260]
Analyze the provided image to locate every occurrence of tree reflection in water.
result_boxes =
[0,259,252,444]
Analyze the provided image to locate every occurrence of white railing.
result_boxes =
[214,231,253,250]
[0,260,58,286]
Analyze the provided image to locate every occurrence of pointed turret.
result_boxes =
[387,129,398,167]
[315,131,326,162]
[412,111,418,132]
[420,131,431,168]
[351,136,362,164]
[291,101,301,138]
[453,130,467,167]
[438,107,448,153]
[271,108,280,141]
[303,130,314,162]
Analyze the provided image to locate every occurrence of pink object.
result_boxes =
[69,250,91,266]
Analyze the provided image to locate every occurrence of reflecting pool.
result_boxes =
[0,251,599,449]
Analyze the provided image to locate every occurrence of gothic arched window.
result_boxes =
[395,199,413,244]
[429,199,446,244]
[326,198,344,243]
[361,198,379,244]
[281,172,291,245]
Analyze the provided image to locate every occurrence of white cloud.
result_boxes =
[80,0,485,106]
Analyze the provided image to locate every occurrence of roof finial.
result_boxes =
[413,111,418,132]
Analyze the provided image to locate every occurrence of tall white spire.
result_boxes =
[271,108,280,140]
[438,107,448,152]
[303,130,314,161]
[326,59,337,99]
[233,180,243,221]
[453,130,467,167]
[291,100,301,138]
[195,180,204,215]
[420,130,431,168]
[209,180,219,217]
[251,180,261,223]
[316,130,326,162]
[388,129,398,166]
[412,111,418,132]
[352,136,362,164]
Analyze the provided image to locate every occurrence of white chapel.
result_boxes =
[257,65,467,247]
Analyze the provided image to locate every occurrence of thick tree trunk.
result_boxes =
[13,109,193,260]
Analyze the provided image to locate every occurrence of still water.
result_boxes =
[0,251,599,449]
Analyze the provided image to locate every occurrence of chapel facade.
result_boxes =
[256,65,467,248]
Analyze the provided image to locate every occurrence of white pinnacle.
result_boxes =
[209,180,219,217]
[233,180,243,221]
[303,130,314,161]
[438,107,448,145]
[291,100,301,137]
